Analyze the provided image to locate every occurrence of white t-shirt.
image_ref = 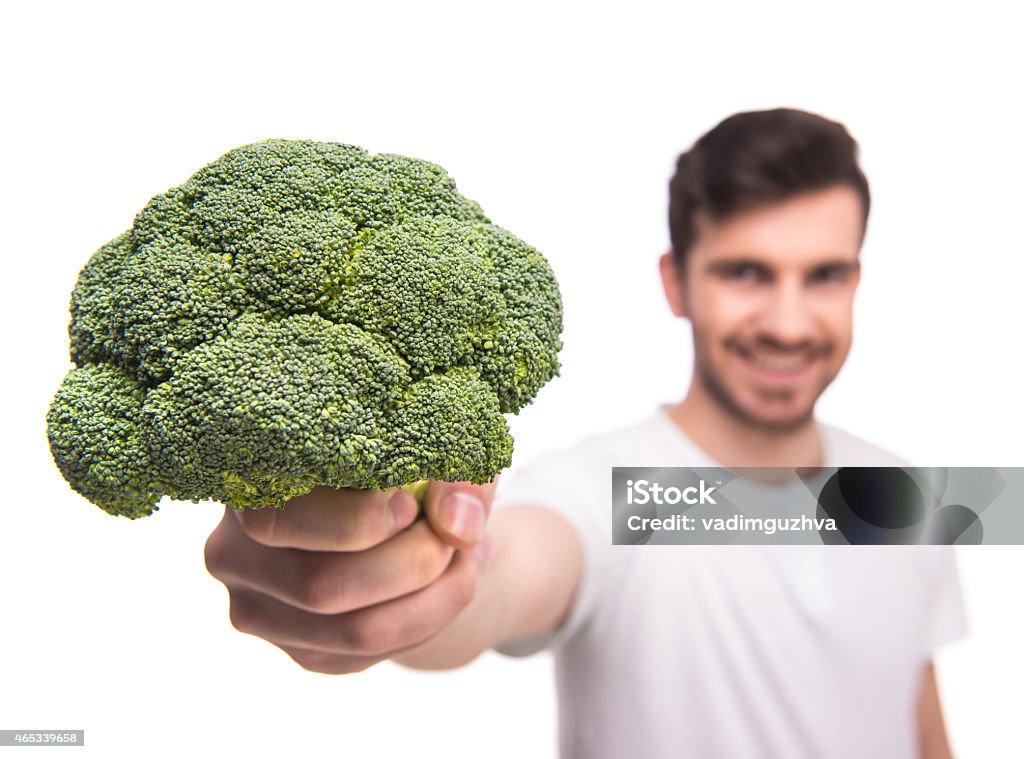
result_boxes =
[493,406,968,759]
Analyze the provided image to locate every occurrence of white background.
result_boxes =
[2,1,1021,757]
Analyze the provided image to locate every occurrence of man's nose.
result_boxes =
[758,283,817,347]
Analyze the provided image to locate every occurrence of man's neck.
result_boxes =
[665,379,824,469]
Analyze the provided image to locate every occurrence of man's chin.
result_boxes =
[741,408,816,433]
[734,390,818,432]
[720,393,816,433]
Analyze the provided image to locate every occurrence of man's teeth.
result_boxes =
[748,352,810,371]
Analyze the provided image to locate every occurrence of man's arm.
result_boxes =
[394,505,583,669]
[918,660,954,759]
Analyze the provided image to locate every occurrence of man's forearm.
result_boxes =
[394,505,582,670]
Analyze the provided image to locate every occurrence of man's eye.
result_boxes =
[810,267,847,284]
[725,265,763,282]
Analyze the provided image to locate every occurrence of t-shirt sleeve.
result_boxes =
[921,546,969,659]
[490,451,610,658]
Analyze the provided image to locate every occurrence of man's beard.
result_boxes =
[694,336,833,434]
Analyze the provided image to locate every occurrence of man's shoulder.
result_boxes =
[819,422,910,467]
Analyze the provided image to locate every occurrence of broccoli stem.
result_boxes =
[401,479,431,505]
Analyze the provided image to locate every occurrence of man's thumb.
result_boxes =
[424,479,498,549]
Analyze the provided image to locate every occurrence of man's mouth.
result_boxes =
[731,344,821,379]
[747,351,812,372]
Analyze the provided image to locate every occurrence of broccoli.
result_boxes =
[47,140,563,518]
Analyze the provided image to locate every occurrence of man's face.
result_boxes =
[660,185,864,432]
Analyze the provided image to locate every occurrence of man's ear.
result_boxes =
[659,250,688,319]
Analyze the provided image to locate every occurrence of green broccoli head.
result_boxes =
[47,140,562,517]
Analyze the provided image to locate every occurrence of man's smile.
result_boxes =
[728,342,827,385]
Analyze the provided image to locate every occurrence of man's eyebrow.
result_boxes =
[704,258,773,274]
[811,258,861,271]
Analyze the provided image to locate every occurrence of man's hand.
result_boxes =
[204,481,496,674]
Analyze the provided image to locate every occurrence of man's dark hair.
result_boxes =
[668,108,871,269]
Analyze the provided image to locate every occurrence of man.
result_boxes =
[205,108,966,758]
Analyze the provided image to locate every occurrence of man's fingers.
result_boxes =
[230,480,498,552]
[226,546,485,662]
[424,479,498,549]
[233,486,420,551]
[207,509,455,614]
[277,646,385,675]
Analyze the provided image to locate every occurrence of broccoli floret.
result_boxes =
[47,363,163,518]
[47,140,562,517]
